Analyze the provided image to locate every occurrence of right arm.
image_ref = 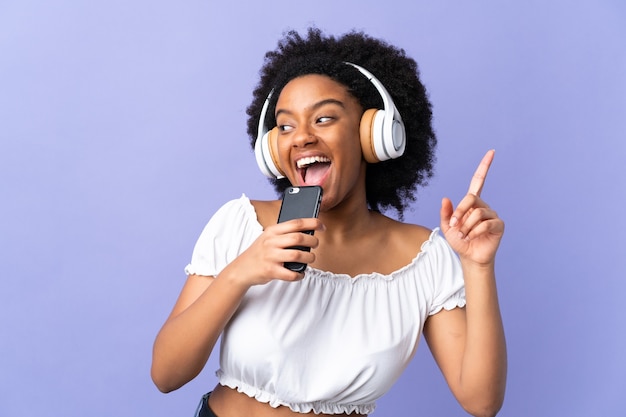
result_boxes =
[150,217,324,392]
[150,272,246,393]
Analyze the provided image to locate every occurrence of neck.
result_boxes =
[318,188,380,245]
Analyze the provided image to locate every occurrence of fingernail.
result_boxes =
[457,231,464,240]
[449,216,458,227]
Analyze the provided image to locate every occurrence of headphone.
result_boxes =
[254,62,406,179]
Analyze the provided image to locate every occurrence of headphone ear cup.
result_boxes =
[254,132,271,178]
[267,127,285,178]
[359,108,381,163]
[349,62,406,162]
[385,117,406,160]
[254,127,285,179]
[359,108,406,163]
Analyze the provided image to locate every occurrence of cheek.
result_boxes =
[337,134,366,177]
[346,129,365,162]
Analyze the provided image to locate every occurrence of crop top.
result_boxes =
[184,194,466,415]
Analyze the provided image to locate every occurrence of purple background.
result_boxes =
[1,1,625,416]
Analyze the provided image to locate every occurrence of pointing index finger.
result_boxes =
[468,149,495,196]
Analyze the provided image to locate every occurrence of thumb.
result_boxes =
[440,197,454,233]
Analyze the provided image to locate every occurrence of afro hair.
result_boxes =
[246,27,437,217]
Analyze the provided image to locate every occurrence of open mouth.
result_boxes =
[296,156,331,185]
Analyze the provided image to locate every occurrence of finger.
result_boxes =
[272,218,325,234]
[456,207,498,239]
[448,194,489,228]
[440,197,454,233]
[270,262,309,282]
[283,231,320,250]
[283,247,317,265]
[467,149,495,197]
[258,243,313,281]
[465,217,504,241]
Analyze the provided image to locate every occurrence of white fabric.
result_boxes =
[185,194,466,415]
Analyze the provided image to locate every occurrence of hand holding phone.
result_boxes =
[277,186,323,272]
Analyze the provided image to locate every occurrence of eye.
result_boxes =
[278,124,294,132]
[316,116,333,124]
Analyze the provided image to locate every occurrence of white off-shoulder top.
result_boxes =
[184,195,466,415]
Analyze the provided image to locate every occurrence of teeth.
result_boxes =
[296,156,330,168]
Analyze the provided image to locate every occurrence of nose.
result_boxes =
[292,126,317,148]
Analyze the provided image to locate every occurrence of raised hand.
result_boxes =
[440,150,504,266]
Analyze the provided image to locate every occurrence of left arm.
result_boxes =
[424,150,507,417]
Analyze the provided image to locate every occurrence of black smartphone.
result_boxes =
[277,186,323,272]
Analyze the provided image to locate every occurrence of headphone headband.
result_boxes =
[344,62,403,124]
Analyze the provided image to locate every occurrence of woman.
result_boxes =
[151,28,507,417]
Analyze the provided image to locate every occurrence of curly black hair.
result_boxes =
[246,27,436,217]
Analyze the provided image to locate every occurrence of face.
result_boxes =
[273,74,366,210]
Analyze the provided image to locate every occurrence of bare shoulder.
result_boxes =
[382,215,432,245]
[374,214,434,265]
[396,220,432,242]
[249,199,281,229]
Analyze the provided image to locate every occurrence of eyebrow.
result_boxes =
[275,98,346,118]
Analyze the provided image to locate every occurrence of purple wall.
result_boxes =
[1,1,624,416]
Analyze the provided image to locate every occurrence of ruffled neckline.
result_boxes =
[240,193,441,283]
[305,227,440,282]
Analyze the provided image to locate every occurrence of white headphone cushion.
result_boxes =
[371,110,390,161]
[255,133,274,178]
